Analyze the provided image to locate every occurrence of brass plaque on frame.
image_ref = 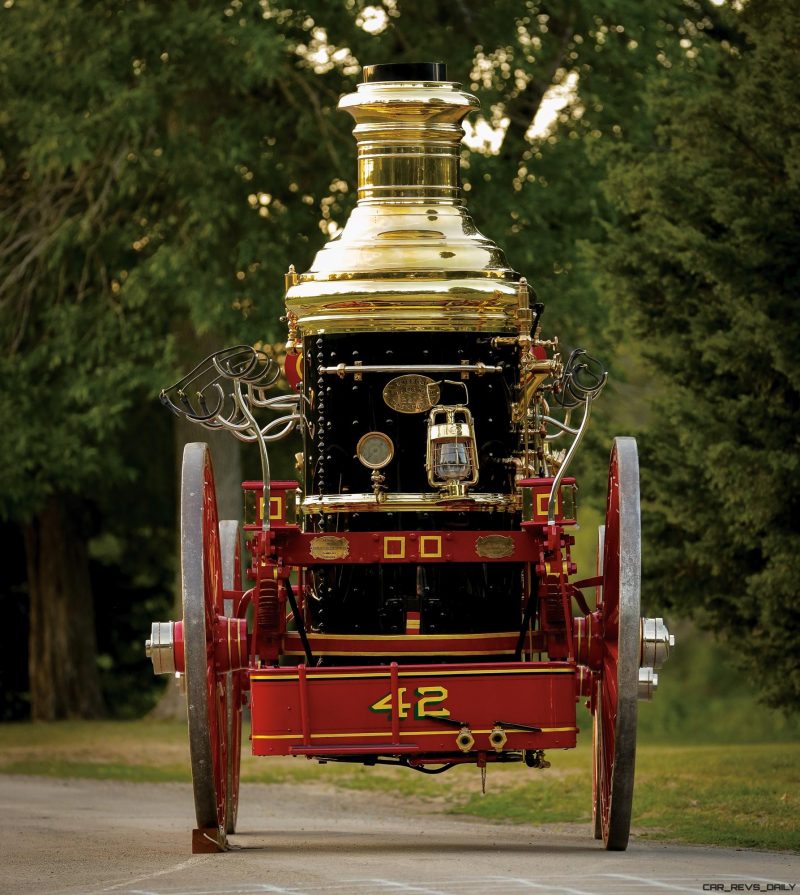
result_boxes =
[383,375,440,414]
[475,535,515,559]
[310,536,350,560]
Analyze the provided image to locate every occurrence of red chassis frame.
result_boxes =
[231,477,594,764]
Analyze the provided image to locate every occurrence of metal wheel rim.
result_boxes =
[598,437,641,850]
[219,519,243,836]
[182,442,227,832]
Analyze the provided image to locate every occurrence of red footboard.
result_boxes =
[250,661,577,758]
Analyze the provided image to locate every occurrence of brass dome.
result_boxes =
[284,67,522,334]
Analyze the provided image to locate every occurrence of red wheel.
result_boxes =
[593,437,641,851]
[182,443,229,837]
[219,519,243,836]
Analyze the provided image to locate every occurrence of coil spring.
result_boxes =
[257,580,281,633]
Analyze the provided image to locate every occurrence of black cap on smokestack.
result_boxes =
[362,62,447,83]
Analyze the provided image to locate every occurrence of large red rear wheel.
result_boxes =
[182,443,229,841]
[219,519,243,836]
[593,436,641,851]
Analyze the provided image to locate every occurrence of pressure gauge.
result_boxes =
[356,431,394,470]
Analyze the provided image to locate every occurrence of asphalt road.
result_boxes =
[1,776,798,895]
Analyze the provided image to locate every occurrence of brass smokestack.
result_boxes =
[284,62,522,335]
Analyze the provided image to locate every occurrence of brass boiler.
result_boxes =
[284,63,531,640]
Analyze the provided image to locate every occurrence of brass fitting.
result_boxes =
[283,309,300,355]
[524,749,551,769]
[491,335,518,348]
[456,726,475,753]
[283,266,301,354]
[514,277,533,335]
[371,469,387,503]
[284,263,298,294]
[488,725,508,753]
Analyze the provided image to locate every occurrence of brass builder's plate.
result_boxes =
[310,536,350,560]
[383,375,440,414]
[475,535,515,559]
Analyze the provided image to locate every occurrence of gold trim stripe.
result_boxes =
[253,726,578,741]
[282,649,515,657]
[252,667,573,682]
[285,631,520,642]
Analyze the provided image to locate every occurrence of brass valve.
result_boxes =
[371,469,387,503]
[283,310,300,356]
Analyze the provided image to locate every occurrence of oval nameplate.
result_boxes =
[475,535,515,559]
[310,535,350,560]
[383,375,440,414]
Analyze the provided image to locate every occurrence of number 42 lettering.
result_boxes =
[369,686,449,720]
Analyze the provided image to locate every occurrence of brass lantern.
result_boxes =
[426,405,479,497]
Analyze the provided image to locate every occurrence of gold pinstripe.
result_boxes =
[284,631,519,641]
[252,667,573,682]
[283,649,515,657]
[252,726,578,741]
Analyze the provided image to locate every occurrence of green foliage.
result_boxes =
[0,0,365,715]
[594,2,800,709]
[0,0,360,520]
[633,622,800,743]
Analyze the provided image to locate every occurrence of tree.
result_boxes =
[1,0,727,717]
[594,1,800,709]
[0,0,359,718]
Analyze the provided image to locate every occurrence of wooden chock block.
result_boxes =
[192,827,227,853]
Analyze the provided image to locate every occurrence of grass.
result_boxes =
[0,718,797,852]
[450,742,800,851]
